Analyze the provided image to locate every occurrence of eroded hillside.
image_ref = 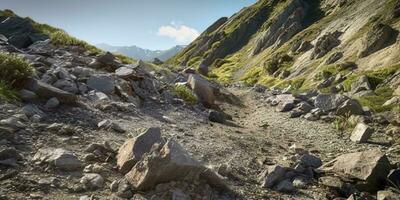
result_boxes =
[169,0,400,112]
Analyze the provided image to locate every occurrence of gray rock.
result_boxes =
[325,52,343,64]
[321,149,391,192]
[336,99,364,116]
[351,75,372,94]
[24,78,77,103]
[0,117,25,129]
[299,154,322,168]
[275,179,296,193]
[19,89,38,102]
[87,91,109,102]
[53,79,79,94]
[252,84,267,93]
[292,176,309,189]
[45,97,60,109]
[304,113,319,121]
[350,123,373,143]
[383,96,400,106]
[117,127,164,174]
[311,31,341,59]
[115,66,134,79]
[277,101,295,112]
[21,104,44,118]
[261,165,289,188]
[80,173,104,190]
[33,148,82,171]
[125,139,204,190]
[208,110,226,124]
[87,74,115,94]
[314,94,348,112]
[359,23,398,58]
[187,74,217,107]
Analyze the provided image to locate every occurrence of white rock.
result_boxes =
[350,123,373,143]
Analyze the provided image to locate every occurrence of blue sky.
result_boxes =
[0,0,256,50]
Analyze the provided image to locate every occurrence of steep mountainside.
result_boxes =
[169,0,400,112]
[97,43,185,61]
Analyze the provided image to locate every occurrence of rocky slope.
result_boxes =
[1,6,400,200]
[169,0,400,113]
[97,44,185,62]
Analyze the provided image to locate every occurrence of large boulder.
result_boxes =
[187,74,217,107]
[117,127,164,174]
[125,139,204,190]
[33,148,82,171]
[314,94,348,112]
[321,149,391,192]
[24,78,77,103]
[358,24,398,58]
[87,74,115,94]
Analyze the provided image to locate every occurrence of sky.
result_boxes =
[0,0,257,50]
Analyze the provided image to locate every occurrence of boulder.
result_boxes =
[115,66,134,79]
[359,24,398,58]
[117,127,164,174]
[24,78,77,103]
[87,74,115,94]
[277,101,295,112]
[336,99,364,116]
[351,75,372,94]
[125,139,204,190]
[53,79,79,94]
[261,165,289,188]
[275,180,296,193]
[19,89,38,102]
[208,110,226,124]
[80,173,104,190]
[314,94,348,112]
[45,97,60,109]
[299,154,322,168]
[350,123,373,143]
[321,149,391,192]
[33,148,82,171]
[187,74,217,107]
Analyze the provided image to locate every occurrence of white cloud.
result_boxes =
[157,24,200,44]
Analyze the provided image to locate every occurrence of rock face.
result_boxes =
[125,139,204,190]
[321,149,391,192]
[187,74,217,107]
[33,148,82,171]
[117,127,164,174]
[358,24,398,58]
[350,123,373,143]
[0,16,48,48]
[252,0,308,55]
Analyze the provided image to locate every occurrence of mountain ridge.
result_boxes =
[96,43,185,61]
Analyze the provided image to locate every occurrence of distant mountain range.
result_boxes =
[96,43,185,61]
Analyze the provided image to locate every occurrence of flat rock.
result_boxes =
[24,78,77,103]
[321,149,391,192]
[33,148,82,171]
[87,74,115,94]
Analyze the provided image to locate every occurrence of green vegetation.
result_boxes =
[210,53,242,83]
[172,85,197,105]
[114,54,136,64]
[0,52,34,101]
[30,20,102,55]
[358,86,394,112]
[332,113,352,133]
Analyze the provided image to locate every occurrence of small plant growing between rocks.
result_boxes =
[332,113,352,133]
[172,85,197,105]
[0,52,33,100]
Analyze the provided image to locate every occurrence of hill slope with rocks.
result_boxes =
[97,43,185,62]
[1,5,400,200]
[169,0,400,113]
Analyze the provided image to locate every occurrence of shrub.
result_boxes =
[0,52,33,86]
[0,81,19,101]
[172,85,197,105]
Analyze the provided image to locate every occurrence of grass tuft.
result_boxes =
[172,85,197,105]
